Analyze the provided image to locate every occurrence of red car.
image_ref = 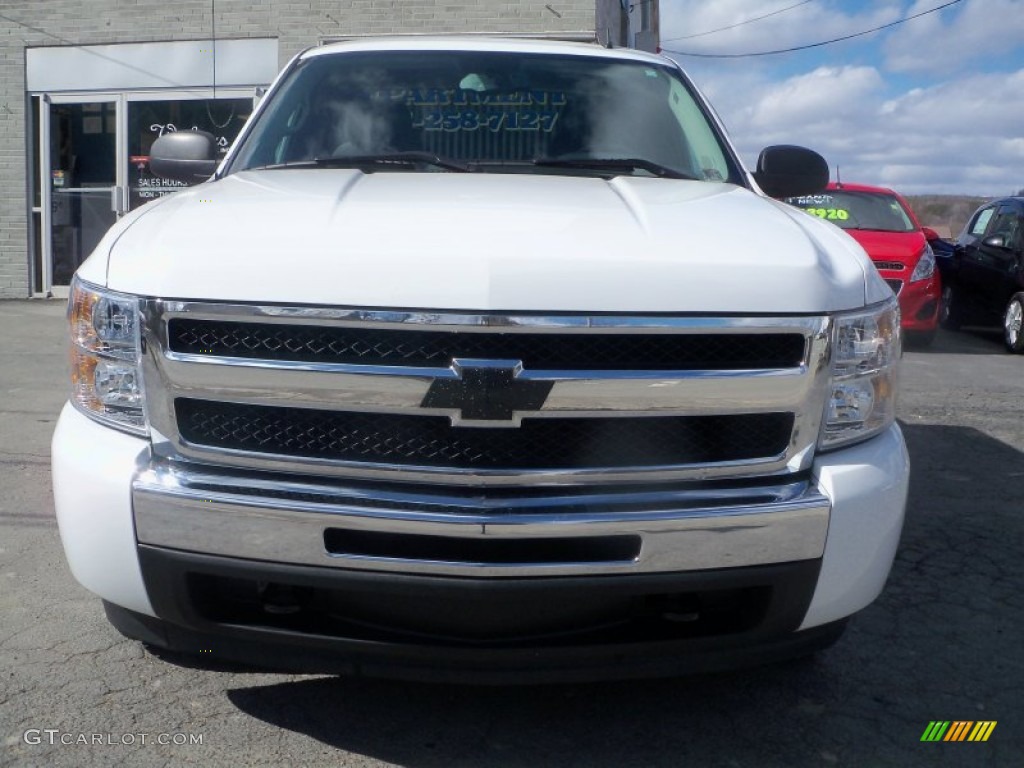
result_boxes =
[788,182,941,344]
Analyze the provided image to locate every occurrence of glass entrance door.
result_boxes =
[46,99,120,288]
[37,90,254,294]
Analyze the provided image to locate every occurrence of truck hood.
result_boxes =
[97,170,876,313]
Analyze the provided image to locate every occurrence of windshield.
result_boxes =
[227,49,740,182]
[787,190,916,233]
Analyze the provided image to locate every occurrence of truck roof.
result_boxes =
[302,35,673,66]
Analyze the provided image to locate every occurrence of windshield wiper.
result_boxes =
[251,152,470,172]
[532,157,698,180]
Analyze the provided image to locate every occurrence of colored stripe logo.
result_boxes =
[921,721,996,742]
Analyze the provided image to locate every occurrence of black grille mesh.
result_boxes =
[884,278,903,295]
[168,319,806,371]
[176,398,794,470]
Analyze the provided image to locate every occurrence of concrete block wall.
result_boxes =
[0,0,596,297]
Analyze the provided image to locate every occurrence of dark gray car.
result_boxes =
[942,196,1024,352]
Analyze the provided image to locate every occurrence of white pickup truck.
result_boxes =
[53,37,908,682]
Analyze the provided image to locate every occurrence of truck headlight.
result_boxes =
[68,277,148,435]
[909,243,935,282]
[820,297,900,450]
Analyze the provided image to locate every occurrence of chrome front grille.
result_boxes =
[176,398,795,471]
[141,302,832,486]
[167,318,807,371]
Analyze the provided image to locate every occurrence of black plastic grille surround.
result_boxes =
[176,398,794,470]
[874,261,906,272]
[168,319,807,371]
[884,278,903,295]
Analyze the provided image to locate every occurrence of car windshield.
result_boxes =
[787,190,916,233]
[227,49,740,183]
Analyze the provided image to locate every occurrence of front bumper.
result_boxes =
[53,404,909,679]
[131,465,831,578]
[890,273,941,331]
[104,557,847,684]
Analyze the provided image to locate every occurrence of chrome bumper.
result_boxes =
[133,463,830,578]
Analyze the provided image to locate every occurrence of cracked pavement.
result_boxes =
[1,299,1021,767]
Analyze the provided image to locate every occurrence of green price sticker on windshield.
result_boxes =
[808,208,849,221]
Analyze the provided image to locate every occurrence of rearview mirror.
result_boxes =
[922,226,939,241]
[982,234,1008,249]
[149,131,220,183]
[753,145,829,199]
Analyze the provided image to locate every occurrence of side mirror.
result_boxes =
[982,234,1008,249]
[149,131,220,183]
[922,226,939,241]
[753,145,829,199]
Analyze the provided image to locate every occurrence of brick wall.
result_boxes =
[0,0,595,297]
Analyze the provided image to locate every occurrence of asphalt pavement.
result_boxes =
[0,299,1021,767]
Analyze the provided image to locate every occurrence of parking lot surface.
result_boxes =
[1,299,1021,767]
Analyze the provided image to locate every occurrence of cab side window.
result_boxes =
[967,206,995,238]
[986,207,1022,251]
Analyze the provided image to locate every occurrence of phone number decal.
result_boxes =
[413,108,560,133]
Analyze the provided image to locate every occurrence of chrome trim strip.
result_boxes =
[139,300,833,485]
[140,463,814,511]
[153,300,829,333]
[155,356,813,416]
[142,448,792,487]
[133,464,830,577]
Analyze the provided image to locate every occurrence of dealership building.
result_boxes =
[0,1,658,298]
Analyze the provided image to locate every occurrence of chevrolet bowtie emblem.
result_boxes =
[421,359,553,427]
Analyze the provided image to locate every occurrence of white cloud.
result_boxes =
[717,65,888,168]
[660,0,899,56]
[659,1,1024,194]
[878,70,1024,138]
[883,0,1024,74]
[746,66,885,128]
[700,66,1024,195]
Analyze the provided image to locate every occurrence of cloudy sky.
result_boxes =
[659,0,1024,196]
